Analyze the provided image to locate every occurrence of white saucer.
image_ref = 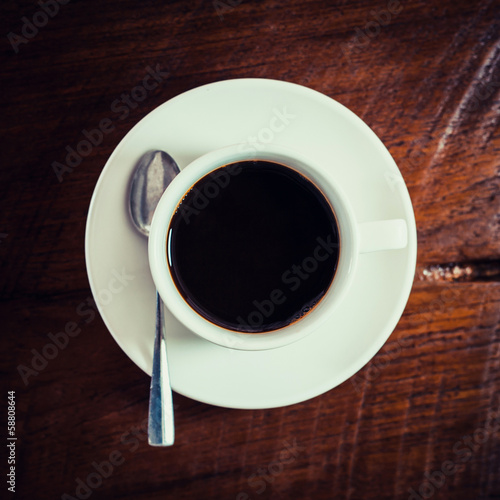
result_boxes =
[85,79,417,409]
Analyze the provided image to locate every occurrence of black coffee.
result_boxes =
[167,160,339,333]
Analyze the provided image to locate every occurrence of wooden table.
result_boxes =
[1,0,499,498]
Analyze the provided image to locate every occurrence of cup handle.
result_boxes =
[358,219,408,254]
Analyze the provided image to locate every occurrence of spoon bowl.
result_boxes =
[129,150,180,237]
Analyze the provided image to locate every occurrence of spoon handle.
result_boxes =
[148,291,175,446]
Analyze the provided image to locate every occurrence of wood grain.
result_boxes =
[1,0,499,499]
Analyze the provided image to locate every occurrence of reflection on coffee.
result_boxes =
[167,160,339,333]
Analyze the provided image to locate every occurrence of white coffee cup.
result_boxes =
[148,143,407,351]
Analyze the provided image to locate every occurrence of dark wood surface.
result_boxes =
[1,0,499,499]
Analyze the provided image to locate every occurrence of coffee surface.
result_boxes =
[167,160,339,333]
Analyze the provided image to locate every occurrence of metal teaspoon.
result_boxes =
[129,150,180,446]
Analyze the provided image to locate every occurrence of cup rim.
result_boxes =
[148,143,359,350]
